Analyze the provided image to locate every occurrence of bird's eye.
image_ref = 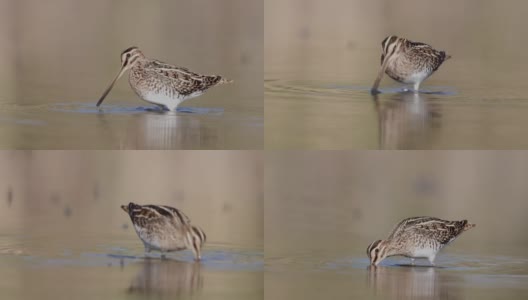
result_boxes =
[126,53,131,58]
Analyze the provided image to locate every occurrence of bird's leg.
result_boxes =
[428,255,436,267]
[144,245,153,258]
[413,82,421,93]
[191,246,201,261]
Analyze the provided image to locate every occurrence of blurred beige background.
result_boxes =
[0,151,263,249]
[265,0,526,80]
[266,151,528,254]
[0,0,262,111]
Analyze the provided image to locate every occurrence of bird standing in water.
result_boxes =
[367,216,475,266]
[371,36,450,94]
[97,47,232,111]
[121,202,206,260]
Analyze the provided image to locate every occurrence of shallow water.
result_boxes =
[266,249,528,300]
[0,0,263,149]
[0,152,264,299]
[0,235,262,300]
[0,102,261,149]
[265,0,528,149]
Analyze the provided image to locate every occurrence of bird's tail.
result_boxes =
[463,220,476,231]
[217,76,233,85]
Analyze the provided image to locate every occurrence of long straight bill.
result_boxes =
[96,66,126,107]
[370,57,390,95]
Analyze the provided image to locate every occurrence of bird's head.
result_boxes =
[366,239,390,266]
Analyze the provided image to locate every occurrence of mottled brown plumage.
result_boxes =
[367,216,475,266]
[97,47,232,110]
[371,36,450,94]
[122,202,206,260]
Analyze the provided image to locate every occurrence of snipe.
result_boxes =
[371,36,451,94]
[367,216,475,266]
[97,47,232,111]
[122,202,206,260]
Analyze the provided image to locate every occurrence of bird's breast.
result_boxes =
[410,245,438,258]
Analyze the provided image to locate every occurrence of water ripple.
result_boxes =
[48,102,224,115]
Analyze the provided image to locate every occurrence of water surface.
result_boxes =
[265,0,528,149]
[266,249,528,300]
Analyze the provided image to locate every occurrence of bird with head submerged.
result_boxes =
[366,216,475,266]
[97,47,232,111]
[370,36,450,95]
[121,202,206,260]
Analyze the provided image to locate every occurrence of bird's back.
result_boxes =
[124,203,190,232]
[133,60,229,97]
[405,40,449,72]
[388,216,473,245]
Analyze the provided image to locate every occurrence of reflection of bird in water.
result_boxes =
[96,47,232,111]
[374,92,439,149]
[367,265,458,300]
[367,217,475,266]
[128,258,203,297]
[123,113,222,149]
[371,36,450,94]
[121,202,206,260]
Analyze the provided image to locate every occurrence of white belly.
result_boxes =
[404,70,430,84]
[141,91,185,111]
[135,90,204,111]
[410,246,437,259]
[134,224,187,252]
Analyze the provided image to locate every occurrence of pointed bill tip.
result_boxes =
[96,98,105,107]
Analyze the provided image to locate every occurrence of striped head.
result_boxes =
[371,35,407,94]
[96,46,145,107]
[120,46,145,69]
[366,239,390,266]
[380,36,406,65]
[186,225,207,261]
